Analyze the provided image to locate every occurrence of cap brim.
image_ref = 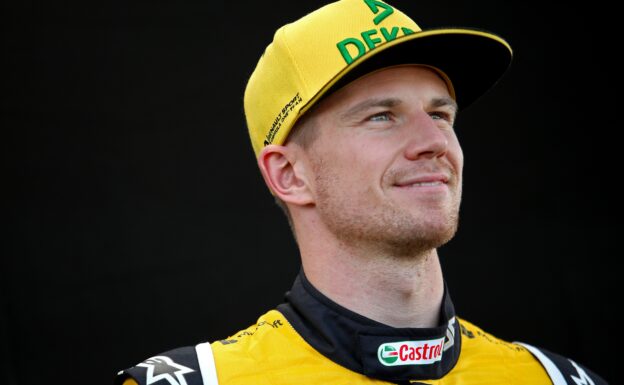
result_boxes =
[303,28,513,113]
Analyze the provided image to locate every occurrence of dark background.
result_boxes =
[2,0,617,384]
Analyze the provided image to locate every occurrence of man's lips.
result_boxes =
[393,173,450,188]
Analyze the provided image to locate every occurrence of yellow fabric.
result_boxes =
[212,310,552,385]
[244,0,512,157]
[122,379,138,385]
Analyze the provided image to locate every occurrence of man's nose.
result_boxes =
[403,110,449,160]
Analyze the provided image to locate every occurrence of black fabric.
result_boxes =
[320,29,512,112]
[115,346,203,385]
[277,270,461,384]
[534,346,609,385]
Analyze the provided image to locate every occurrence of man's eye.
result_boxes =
[369,112,391,122]
[430,111,452,122]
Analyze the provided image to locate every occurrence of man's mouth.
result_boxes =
[408,180,445,187]
[394,174,449,188]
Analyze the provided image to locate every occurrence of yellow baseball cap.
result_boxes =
[244,0,513,157]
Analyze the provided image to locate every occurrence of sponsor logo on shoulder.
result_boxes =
[378,338,445,366]
[137,356,194,385]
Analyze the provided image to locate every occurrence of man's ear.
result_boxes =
[257,144,314,206]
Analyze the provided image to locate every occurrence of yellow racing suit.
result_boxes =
[115,272,607,385]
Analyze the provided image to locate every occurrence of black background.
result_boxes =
[3,1,618,384]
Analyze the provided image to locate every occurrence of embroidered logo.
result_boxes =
[137,355,194,385]
[379,345,399,365]
[570,360,595,385]
[377,338,445,366]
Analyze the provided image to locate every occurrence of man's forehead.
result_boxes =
[318,65,457,114]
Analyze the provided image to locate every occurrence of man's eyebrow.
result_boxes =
[430,97,458,116]
[339,98,402,121]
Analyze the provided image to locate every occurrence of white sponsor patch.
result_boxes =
[378,338,445,366]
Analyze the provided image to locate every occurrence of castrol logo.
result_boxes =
[378,337,445,366]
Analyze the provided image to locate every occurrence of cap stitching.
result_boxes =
[280,24,311,97]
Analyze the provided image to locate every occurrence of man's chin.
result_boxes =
[384,219,459,257]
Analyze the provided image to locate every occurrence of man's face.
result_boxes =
[301,65,464,256]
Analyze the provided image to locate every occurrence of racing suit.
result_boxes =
[115,271,607,385]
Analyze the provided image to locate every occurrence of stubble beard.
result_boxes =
[314,165,461,259]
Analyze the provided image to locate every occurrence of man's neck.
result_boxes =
[300,245,444,329]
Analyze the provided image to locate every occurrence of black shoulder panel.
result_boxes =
[115,346,204,385]
[530,344,608,385]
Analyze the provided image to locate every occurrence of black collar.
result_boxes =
[277,271,461,384]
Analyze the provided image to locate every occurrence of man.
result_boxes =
[116,0,607,384]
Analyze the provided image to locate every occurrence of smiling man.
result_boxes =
[264,65,464,331]
[116,1,607,384]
